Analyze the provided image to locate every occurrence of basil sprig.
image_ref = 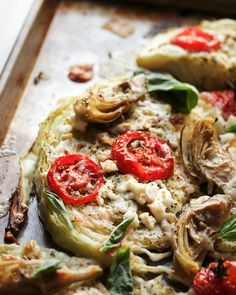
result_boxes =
[101,217,134,252]
[226,125,236,133]
[45,189,73,229]
[219,215,236,241]
[134,70,199,114]
[146,72,199,114]
[33,259,61,277]
[106,246,133,295]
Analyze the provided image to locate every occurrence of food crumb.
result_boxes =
[102,17,135,38]
[34,72,50,85]
[0,136,16,157]
[68,64,94,83]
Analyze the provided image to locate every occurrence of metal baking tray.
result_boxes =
[0,0,224,247]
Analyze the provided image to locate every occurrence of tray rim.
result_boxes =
[0,0,58,145]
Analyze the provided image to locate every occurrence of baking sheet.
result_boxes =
[0,0,202,246]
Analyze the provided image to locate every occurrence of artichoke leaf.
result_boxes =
[84,102,126,123]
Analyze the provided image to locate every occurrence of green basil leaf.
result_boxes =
[33,259,61,277]
[45,189,73,229]
[146,72,199,114]
[106,246,133,295]
[226,125,236,133]
[101,217,134,252]
[219,215,236,241]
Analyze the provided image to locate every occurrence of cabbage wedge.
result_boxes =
[0,240,105,295]
[137,19,236,90]
[10,74,198,274]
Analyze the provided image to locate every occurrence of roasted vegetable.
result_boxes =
[0,240,104,295]
[181,118,236,199]
[201,90,236,120]
[14,98,112,263]
[172,195,231,285]
[137,19,236,90]
[171,27,221,52]
[193,260,236,295]
[16,87,188,273]
[74,74,146,125]
[212,239,236,261]
[5,188,28,243]
[111,130,174,181]
[47,154,105,205]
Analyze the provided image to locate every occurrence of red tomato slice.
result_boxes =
[224,260,236,294]
[193,260,236,295]
[47,154,104,205]
[111,131,174,181]
[201,90,236,120]
[171,27,221,52]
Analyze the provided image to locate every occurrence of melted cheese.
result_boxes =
[139,212,156,230]
[115,176,176,223]
[100,160,118,174]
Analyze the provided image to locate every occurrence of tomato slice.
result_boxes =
[47,154,104,205]
[193,260,236,295]
[111,131,174,181]
[171,27,221,52]
[201,90,236,120]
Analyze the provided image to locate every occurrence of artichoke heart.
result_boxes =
[181,117,236,199]
[74,74,147,124]
[172,194,231,285]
